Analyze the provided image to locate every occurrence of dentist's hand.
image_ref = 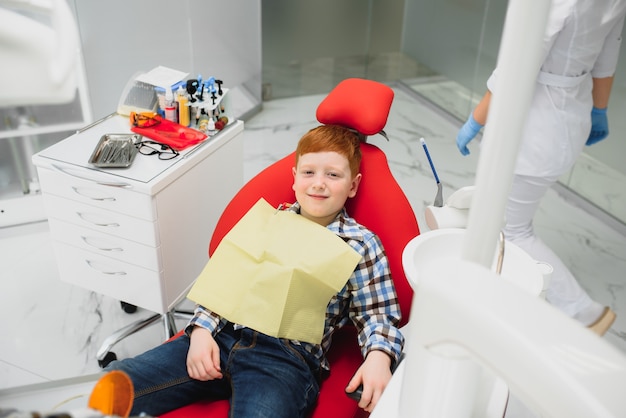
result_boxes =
[586,107,608,146]
[456,114,484,155]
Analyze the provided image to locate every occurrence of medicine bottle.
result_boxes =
[177,85,190,127]
[164,86,177,123]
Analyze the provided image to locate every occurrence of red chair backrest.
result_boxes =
[208,142,419,325]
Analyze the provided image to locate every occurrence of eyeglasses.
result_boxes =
[135,140,180,160]
[130,112,161,128]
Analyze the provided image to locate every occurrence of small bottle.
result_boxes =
[164,86,177,123]
[207,117,217,136]
[177,85,190,127]
[197,109,210,133]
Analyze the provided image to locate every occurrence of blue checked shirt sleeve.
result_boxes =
[185,304,225,336]
[347,229,404,365]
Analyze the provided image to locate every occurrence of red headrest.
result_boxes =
[316,78,394,136]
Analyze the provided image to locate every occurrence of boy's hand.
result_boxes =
[345,350,392,412]
[186,326,223,381]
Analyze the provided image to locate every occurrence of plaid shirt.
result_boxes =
[186,203,404,370]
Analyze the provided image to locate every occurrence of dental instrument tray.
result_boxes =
[88,133,142,168]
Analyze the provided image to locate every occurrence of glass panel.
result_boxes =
[400,0,505,120]
[261,0,434,100]
[399,0,626,224]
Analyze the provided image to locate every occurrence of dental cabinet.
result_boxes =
[32,114,244,315]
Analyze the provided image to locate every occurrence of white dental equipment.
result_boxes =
[424,185,474,231]
[373,258,626,418]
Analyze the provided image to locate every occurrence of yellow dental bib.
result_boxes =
[187,198,362,344]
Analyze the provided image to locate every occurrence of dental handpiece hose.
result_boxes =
[420,137,443,207]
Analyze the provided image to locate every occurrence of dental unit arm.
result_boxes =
[372,259,626,418]
[0,0,80,107]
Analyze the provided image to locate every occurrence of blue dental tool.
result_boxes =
[420,137,443,207]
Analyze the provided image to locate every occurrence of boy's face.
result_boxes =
[292,151,361,226]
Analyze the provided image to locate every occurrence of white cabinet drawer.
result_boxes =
[33,118,244,316]
[49,219,160,271]
[37,166,156,221]
[52,242,165,314]
[43,193,159,246]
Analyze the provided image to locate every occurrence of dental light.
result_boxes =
[0,0,80,107]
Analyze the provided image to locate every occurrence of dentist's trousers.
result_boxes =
[503,174,594,318]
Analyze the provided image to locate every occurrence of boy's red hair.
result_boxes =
[295,125,361,177]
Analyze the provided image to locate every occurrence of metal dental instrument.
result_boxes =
[420,137,443,207]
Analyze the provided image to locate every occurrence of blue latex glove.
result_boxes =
[586,107,608,146]
[456,113,484,156]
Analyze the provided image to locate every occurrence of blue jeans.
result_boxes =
[106,323,321,417]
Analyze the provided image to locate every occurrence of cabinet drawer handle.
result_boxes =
[76,212,120,227]
[86,260,127,275]
[51,164,132,188]
[72,187,116,201]
[81,236,123,252]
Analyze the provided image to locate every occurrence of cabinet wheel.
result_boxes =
[98,351,118,368]
[120,301,137,314]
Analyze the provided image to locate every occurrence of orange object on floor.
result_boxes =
[88,370,134,418]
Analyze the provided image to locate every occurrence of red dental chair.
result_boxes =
[161,79,420,418]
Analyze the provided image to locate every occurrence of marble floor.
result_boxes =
[1,85,626,414]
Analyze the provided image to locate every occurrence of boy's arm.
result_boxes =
[347,233,404,411]
[350,235,404,365]
[185,305,225,381]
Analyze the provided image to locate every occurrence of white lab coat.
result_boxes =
[487,0,626,178]
[487,0,626,317]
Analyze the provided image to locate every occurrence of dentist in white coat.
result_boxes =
[456,0,626,335]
